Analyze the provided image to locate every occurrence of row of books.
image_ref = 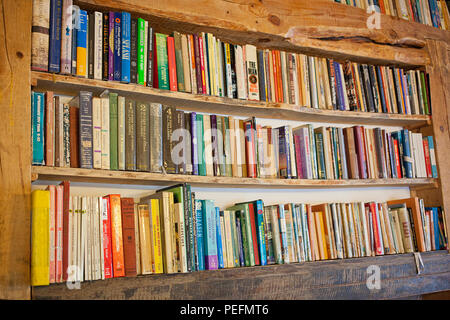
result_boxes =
[333,0,450,30]
[31,183,448,286]
[31,90,439,180]
[31,1,432,115]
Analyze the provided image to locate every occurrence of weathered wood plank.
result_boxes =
[73,0,441,66]
[31,166,438,189]
[32,71,432,127]
[32,251,450,300]
[0,0,32,300]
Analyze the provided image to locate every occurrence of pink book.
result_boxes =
[101,196,113,278]
[55,185,64,282]
[47,185,56,283]
[293,135,303,179]
[198,36,207,94]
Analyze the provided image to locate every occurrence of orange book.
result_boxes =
[167,36,178,92]
[108,194,125,277]
[276,51,283,103]
[311,205,328,260]
[271,50,279,103]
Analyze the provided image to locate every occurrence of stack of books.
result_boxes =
[31,90,439,180]
[32,1,432,114]
[333,0,450,30]
[31,184,448,286]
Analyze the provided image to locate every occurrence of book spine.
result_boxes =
[149,103,162,173]
[113,12,122,81]
[60,0,72,74]
[32,92,45,165]
[255,200,267,266]
[137,18,145,85]
[193,34,203,94]
[109,195,125,277]
[62,102,70,167]
[70,5,79,74]
[100,96,110,170]
[94,12,103,80]
[59,181,70,281]
[136,102,150,171]
[92,98,102,169]
[120,198,137,276]
[245,44,260,101]
[130,18,137,83]
[146,25,154,87]
[117,96,126,170]
[32,0,51,72]
[49,0,62,73]
[156,33,169,90]
[120,12,130,83]
[190,112,199,175]
[216,208,224,269]
[102,12,109,80]
[174,32,185,92]
[88,12,94,79]
[76,10,87,77]
[45,92,54,166]
[101,197,113,278]
[79,91,93,168]
[167,36,178,91]
[195,200,205,271]
[125,99,136,171]
[69,105,79,168]
[109,93,118,170]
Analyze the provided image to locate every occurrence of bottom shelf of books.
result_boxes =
[30,182,449,299]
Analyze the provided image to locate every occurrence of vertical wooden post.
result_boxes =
[0,0,32,299]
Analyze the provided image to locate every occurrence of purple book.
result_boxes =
[190,112,198,175]
[293,134,303,179]
[108,11,115,80]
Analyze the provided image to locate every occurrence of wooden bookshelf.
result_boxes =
[31,166,438,189]
[32,250,450,300]
[0,0,449,300]
[32,71,432,127]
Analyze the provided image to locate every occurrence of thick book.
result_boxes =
[69,105,79,168]
[162,105,177,174]
[32,0,51,71]
[60,0,72,74]
[72,91,93,168]
[136,102,150,171]
[150,103,163,173]
[173,32,185,92]
[102,12,109,80]
[125,99,137,171]
[245,44,260,101]
[92,97,102,169]
[167,36,178,91]
[109,92,119,170]
[31,190,50,286]
[120,12,131,83]
[136,204,152,274]
[107,194,125,277]
[155,33,169,90]
[48,0,62,73]
[120,198,137,276]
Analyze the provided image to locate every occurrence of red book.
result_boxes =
[167,36,178,91]
[193,34,203,94]
[247,203,260,266]
[244,120,257,178]
[59,181,70,281]
[370,203,383,256]
[120,198,137,277]
[152,34,159,89]
[422,138,432,178]
[271,50,279,103]
[276,51,283,103]
[393,139,403,178]
[378,0,386,14]
[45,91,54,166]
[69,106,79,168]
[429,209,435,250]
[101,196,113,278]
[198,35,207,94]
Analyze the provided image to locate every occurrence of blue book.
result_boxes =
[49,0,62,73]
[278,204,288,263]
[427,136,438,178]
[216,208,224,269]
[401,129,413,178]
[257,50,266,102]
[121,12,131,83]
[31,92,45,165]
[253,200,267,266]
[78,91,93,169]
[202,200,218,270]
[334,62,345,111]
[71,5,79,75]
[190,112,198,175]
[235,215,245,267]
[195,200,205,271]
[76,10,87,77]
[113,12,122,81]
[398,70,407,114]
[428,0,440,28]
[277,126,291,178]
[433,208,441,249]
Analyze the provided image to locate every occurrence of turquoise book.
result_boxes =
[32,92,45,165]
[216,208,224,269]
[195,200,205,271]
[253,200,267,266]
[196,114,206,176]
[202,200,218,270]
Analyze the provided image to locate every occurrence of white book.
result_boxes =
[203,115,214,176]
[409,131,416,178]
[100,92,110,169]
[245,44,260,101]
[398,0,410,20]
[308,56,318,108]
[281,52,288,103]
[118,96,126,170]
[235,45,246,99]
[68,196,76,282]
[234,119,243,177]
[181,34,191,93]
[293,54,300,106]
[92,97,102,169]
[143,21,148,85]
[94,11,103,80]
[91,196,99,280]
[415,70,424,114]
[86,197,92,281]
[242,45,248,100]
[229,117,236,177]
[72,196,80,282]
[55,185,63,282]
[273,128,279,178]
[60,0,73,74]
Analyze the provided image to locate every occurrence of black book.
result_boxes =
[130,18,138,84]
[361,65,375,112]
[391,68,404,114]
[368,65,380,113]
[373,128,386,178]
[102,12,109,80]
[229,44,237,99]
[147,26,154,87]
[221,43,228,98]
[162,105,176,174]
[88,12,95,79]
[125,99,136,171]
[257,49,266,102]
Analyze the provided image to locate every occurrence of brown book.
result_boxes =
[343,127,359,179]
[121,197,137,277]
[69,106,79,168]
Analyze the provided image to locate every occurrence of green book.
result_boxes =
[314,131,326,180]
[227,204,254,266]
[223,116,232,177]
[420,72,429,115]
[173,31,185,92]
[109,92,119,170]
[155,33,169,90]
[137,18,146,85]
[196,114,206,176]
[216,116,225,176]
[227,210,240,267]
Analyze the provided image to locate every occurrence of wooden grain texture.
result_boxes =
[0,0,32,299]
[31,251,450,300]
[71,0,449,66]
[32,71,432,127]
[31,166,438,189]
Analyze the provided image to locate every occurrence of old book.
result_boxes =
[32,92,45,165]
[100,92,110,170]
[120,198,137,277]
[150,103,163,173]
[137,204,152,274]
[173,31,185,92]
[107,194,125,277]
[102,12,109,80]
[130,18,138,84]
[69,105,79,168]
[92,97,102,169]
[162,105,177,174]
[109,92,119,170]
[118,96,126,170]
[32,0,51,71]
[155,33,169,89]
[181,33,191,93]
[125,99,136,171]
[31,190,50,286]
[136,102,150,172]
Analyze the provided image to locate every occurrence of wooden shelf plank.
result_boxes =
[31,72,431,127]
[31,250,450,300]
[31,166,438,189]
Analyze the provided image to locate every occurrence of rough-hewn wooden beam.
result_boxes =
[0,0,32,300]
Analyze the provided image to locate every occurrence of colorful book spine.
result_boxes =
[60,0,72,74]
[254,200,267,266]
[195,200,205,271]
[32,0,51,72]
[113,12,122,81]
[49,0,62,73]
[101,196,113,278]
[427,136,438,178]
[136,18,145,85]
[216,207,224,269]
[76,9,87,77]
[31,190,50,286]
[155,33,169,90]
[130,18,137,83]
[78,91,93,169]
[102,12,109,80]
[202,200,218,270]
[120,12,131,83]
[70,5,79,75]
[108,194,125,277]
[150,199,163,273]
[32,92,45,165]
[146,25,154,87]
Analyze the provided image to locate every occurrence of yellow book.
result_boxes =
[31,190,50,286]
[150,199,164,274]
[137,204,152,275]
